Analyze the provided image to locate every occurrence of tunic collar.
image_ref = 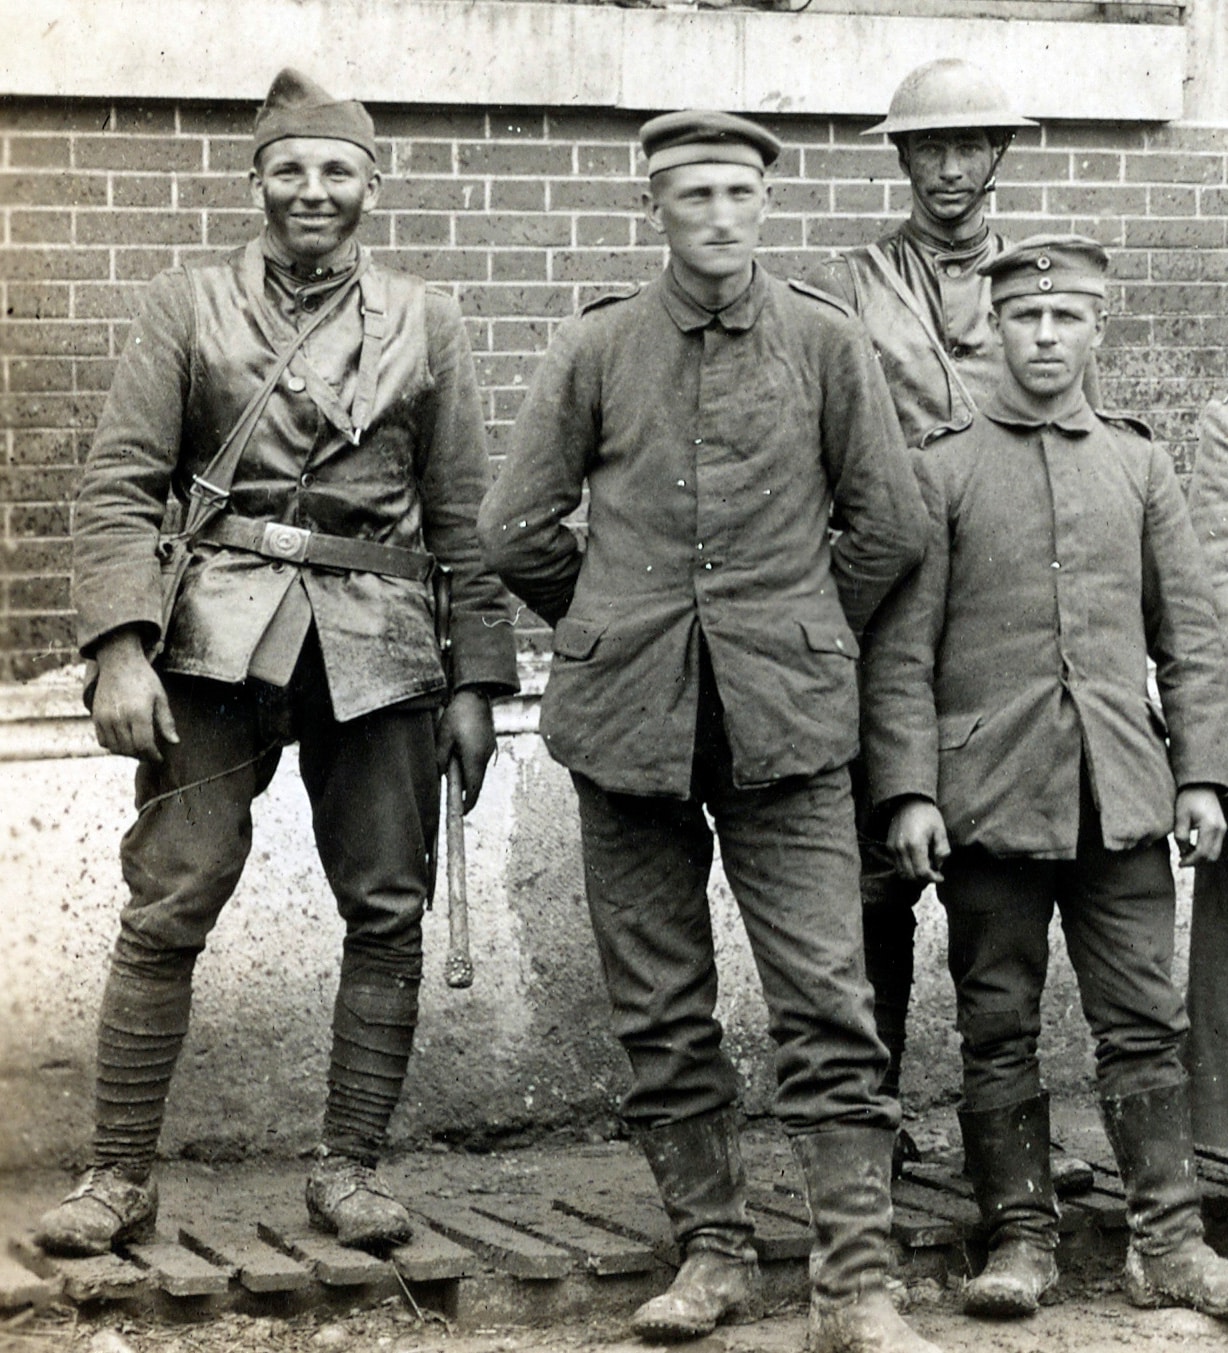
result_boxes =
[984,386,1098,436]
[901,217,994,265]
[660,262,769,334]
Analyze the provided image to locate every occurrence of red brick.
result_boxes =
[0,100,112,133]
[1146,124,1228,154]
[401,143,455,176]
[1048,185,1148,216]
[491,250,549,282]
[115,249,176,281]
[488,109,546,139]
[9,575,70,610]
[1151,250,1202,281]
[381,178,479,211]
[76,135,203,173]
[0,172,107,206]
[205,211,260,247]
[575,215,634,248]
[457,142,571,177]
[111,104,177,135]
[392,214,451,247]
[1125,218,1226,249]
[0,396,102,433]
[2,613,75,649]
[491,318,553,352]
[377,109,488,140]
[72,284,147,321]
[6,358,73,392]
[1045,125,1146,152]
[376,247,487,282]
[77,210,203,246]
[110,175,174,208]
[208,137,253,174]
[0,320,108,356]
[492,387,528,420]
[74,357,118,392]
[7,136,72,168]
[176,173,251,210]
[178,104,256,136]
[10,211,72,244]
[0,247,110,280]
[805,217,891,248]
[547,111,643,142]
[551,249,662,284]
[0,536,71,572]
[1147,186,1198,216]
[5,284,70,319]
[8,503,71,535]
[1127,152,1225,186]
[1008,149,1077,181]
[577,144,634,178]
[457,213,570,248]
[1204,189,1228,216]
[8,427,81,464]
[1202,251,1228,281]
[832,183,888,215]
[458,283,575,318]
[803,146,895,181]
[551,179,639,212]
[475,353,539,386]
[760,217,803,248]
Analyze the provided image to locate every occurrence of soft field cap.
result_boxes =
[640,110,781,176]
[980,234,1109,302]
[253,68,377,161]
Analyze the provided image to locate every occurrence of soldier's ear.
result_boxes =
[361,167,382,214]
[248,167,265,212]
[642,188,665,235]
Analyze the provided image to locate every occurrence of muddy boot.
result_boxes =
[794,1128,944,1353]
[959,1095,1059,1317]
[1102,1081,1228,1317]
[306,1153,413,1247]
[313,969,418,1248]
[34,1166,158,1257]
[630,1108,762,1340]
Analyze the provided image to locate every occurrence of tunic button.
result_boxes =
[286,375,306,393]
[694,438,703,446]
[950,344,969,361]
[945,264,961,278]
[301,472,315,488]
[1051,561,1061,570]
[301,295,320,312]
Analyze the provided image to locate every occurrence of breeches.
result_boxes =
[116,640,439,985]
[939,832,1188,1111]
[572,699,893,1135]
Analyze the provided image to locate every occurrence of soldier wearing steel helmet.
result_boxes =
[812,61,1098,1181]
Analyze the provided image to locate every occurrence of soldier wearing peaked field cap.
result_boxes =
[808,64,1101,1199]
[639,109,782,175]
[980,233,1109,301]
[863,228,1228,1324]
[481,105,942,1353]
[35,67,518,1259]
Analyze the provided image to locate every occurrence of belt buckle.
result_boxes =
[261,522,311,564]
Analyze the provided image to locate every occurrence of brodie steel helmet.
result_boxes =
[862,59,1036,138]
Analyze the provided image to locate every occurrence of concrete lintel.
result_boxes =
[2,0,1186,122]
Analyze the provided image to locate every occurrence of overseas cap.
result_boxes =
[640,110,781,176]
[862,58,1035,137]
[253,68,377,161]
[980,234,1109,303]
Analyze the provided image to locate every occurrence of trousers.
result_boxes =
[938,790,1187,1111]
[571,649,894,1135]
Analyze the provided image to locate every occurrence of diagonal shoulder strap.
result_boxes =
[865,241,978,414]
[182,241,366,536]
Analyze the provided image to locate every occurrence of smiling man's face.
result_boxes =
[250,137,381,270]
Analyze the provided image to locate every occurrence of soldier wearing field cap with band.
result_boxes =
[863,234,1228,1324]
[35,67,517,1257]
[481,109,941,1353]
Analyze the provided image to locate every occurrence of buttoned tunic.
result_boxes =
[863,392,1228,857]
[73,239,517,720]
[478,265,927,799]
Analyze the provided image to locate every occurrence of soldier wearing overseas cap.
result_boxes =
[861,235,1228,1322]
[809,60,1097,1192]
[480,111,942,1353]
[34,68,518,1256]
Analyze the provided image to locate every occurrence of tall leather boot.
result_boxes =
[630,1107,763,1340]
[1101,1081,1228,1316]
[959,1094,1059,1316]
[35,960,193,1255]
[794,1128,944,1353]
[306,970,418,1248]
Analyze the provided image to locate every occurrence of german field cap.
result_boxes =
[253,68,377,161]
[640,110,781,176]
[980,234,1109,302]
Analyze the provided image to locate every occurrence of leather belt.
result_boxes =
[202,514,434,582]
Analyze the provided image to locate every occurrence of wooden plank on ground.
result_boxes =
[744,1202,812,1262]
[411,1201,574,1280]
[0,1245,59,1309]
[179,1225,314,1294]
[554,1190,676,1262]
[466,1196,656,1276]
[28,1248,149,1303]
[393,1217,483,1282]
[126,1239,230,1297]
[891,1178,981,1234]
[256,1224,391,1287]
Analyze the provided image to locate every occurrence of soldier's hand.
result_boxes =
[1175,785,1226,866]
[436,689,496,813]
[887,796,950,883]
[91,628,179,763]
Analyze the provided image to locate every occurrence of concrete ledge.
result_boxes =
[1,0,1185,121]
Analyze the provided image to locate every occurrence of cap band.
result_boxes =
[647,141,768,176]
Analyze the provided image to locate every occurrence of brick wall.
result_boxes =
[2,98,1227,681]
